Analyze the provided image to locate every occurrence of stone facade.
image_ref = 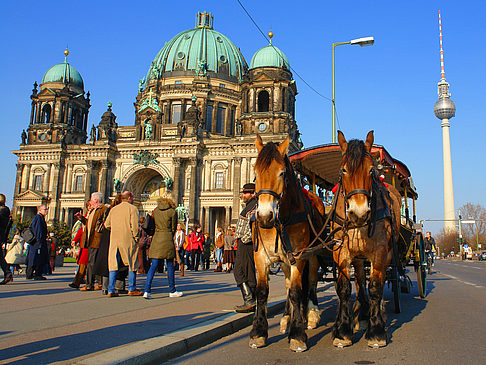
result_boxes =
[11,12,303,237]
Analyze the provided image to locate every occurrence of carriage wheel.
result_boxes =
[416,235,427,298]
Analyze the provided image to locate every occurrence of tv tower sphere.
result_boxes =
[434,82,456,120]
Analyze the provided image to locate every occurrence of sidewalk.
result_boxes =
[0,263,332,364]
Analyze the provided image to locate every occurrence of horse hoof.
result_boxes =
[279,316,289,334]
[289,339,307,352]
[249,337,266,348]
[367,339,387,348]
[333,337,352,348]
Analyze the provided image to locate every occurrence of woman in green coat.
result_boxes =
[143,193,183,299]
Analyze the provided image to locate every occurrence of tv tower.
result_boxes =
[433,10,456,233]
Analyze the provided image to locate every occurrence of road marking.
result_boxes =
[441,273,485,289]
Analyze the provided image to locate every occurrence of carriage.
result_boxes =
[288,139,427,313]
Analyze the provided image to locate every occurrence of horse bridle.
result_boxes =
[340,151,374,209]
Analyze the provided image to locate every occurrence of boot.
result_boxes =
[234,282,256,313]
[214,263,222,272]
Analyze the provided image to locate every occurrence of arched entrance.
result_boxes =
[123,167,169,216]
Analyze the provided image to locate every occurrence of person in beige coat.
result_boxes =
[5,231,24,275]
[104,191,142,297]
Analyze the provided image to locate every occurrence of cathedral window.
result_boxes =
[33,175,43,191]
[216,106,225,133]
[258,90,269,112]
[215,172,224,189]
[74,175,84,192]
[41,104,51,123]
[171,103,182,124]
[281,88,287,112]
[230,108,235,135]
[206,104,213,130]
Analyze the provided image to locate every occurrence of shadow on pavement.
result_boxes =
[0,312,219,365]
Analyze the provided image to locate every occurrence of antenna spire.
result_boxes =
[439,10,445,81]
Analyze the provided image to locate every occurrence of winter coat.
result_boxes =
[104,201,139,272]
[5,234,24,264]
[148,198,176,259]
[224,234,236,250]
[27,213,49,267]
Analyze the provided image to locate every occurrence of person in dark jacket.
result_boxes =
[0,193,13,285]
[143,192,183,299]
[26,205,49,280]
[233,183,257,313]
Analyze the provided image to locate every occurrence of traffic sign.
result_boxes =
[462,220,476,224]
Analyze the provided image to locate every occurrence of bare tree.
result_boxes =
[436,229,459,257]
[458,203,486,251]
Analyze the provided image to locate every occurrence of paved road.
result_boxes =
[171,260,486,365]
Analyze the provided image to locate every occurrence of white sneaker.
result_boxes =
[169,291,183,298]
[143,292,152,299]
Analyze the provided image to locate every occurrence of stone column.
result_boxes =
[43,163,52,194]
[212,102,218,133]
[232,157,242,222]
[66,164,73,193]
[30,102,36,124]
[21,164,31,191]
[14,164,23,196]
[50,162,63,221]
[203,207,210,234]
[225,206,231,228]
[36,102,42,124]
[99,161,109,202]
[204,160,211,191]
[172,157,182,206]
[84,161,94,203]
[188,157,200,224]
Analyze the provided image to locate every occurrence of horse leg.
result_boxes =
[279,262,291,334]
[332,263,353,347]
[288,260,308,352]
[307,256,320,330]
[352,259,370,332]
[249,253,269,348]
[365,266,388,347]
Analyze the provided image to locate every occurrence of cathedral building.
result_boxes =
[11,12,303,235]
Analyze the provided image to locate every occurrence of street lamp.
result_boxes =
[332,36,374,143]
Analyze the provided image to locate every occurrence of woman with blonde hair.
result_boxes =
[143,192,183,299]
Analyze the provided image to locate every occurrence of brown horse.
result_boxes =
[251,135,324,352]
[330,130,401,348]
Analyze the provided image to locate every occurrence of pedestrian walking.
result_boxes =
[26,205,49,280]
[0,193,13,285]
[143,192,183,299]
[213,227,224,272]
[104,191,142,297]
[5,230,24,276]
[223,227,236,273]
[173,223,185,276]
[202,233,212,270]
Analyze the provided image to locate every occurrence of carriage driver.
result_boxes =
[233,183,258,313]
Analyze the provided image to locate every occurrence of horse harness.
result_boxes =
[254,153,396,264]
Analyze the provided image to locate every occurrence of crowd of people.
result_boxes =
[1,183,258,313]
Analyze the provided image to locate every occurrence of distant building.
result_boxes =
[11,12,302,236]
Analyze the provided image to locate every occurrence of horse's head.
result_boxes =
[337,130,375,226]
[254,134,290,228]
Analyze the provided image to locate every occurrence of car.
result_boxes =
[478,251,486,261]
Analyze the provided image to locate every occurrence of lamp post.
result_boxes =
[332,36,374,143]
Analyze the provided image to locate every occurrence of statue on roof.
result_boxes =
[21,130,27,145]
[90,125,96,142]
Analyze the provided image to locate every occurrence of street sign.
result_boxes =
[461,220,476,224]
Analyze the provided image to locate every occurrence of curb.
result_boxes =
[75,283,333,365]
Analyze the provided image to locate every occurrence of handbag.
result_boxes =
[21,227,36,245]
[142,214,155,236]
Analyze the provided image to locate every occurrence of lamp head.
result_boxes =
[350,36,374,47]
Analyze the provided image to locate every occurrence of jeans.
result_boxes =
[191,249,201,271]
[214,248,223,263]
[109,270,136,293]
[145,258,176,294]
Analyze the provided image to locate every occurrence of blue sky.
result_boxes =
[1,0,485,235]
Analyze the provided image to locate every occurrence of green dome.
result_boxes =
[250,44,290,70]
[42,62,84,90]
[146,12,248,83]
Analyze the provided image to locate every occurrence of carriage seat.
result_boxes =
[301,188,326,217]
